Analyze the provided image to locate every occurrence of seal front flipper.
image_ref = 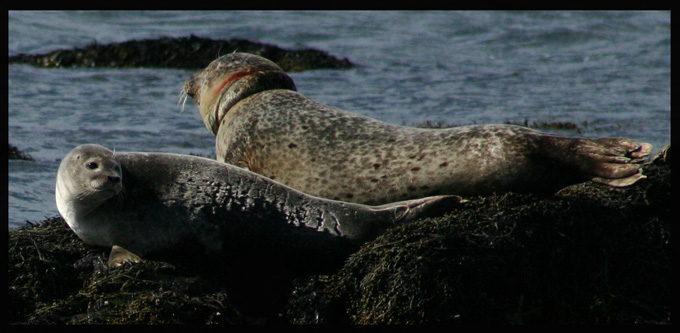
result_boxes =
[373,194,465,224]
[108,245,142,268]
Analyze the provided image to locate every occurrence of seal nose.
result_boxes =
[183,76,199,99]
[108,175,121,184]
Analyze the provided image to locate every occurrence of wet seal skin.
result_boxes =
[182,52,653,205]
[55,144,461,268]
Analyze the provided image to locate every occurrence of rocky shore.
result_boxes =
[10,35,670,324]
[8,146,670,324]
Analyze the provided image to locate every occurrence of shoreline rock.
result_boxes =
[8,35,354,72]
[8,146,670,324]
[8,144,35,161]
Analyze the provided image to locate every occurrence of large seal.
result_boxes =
[55,144,460,269]
[182,52,654,205]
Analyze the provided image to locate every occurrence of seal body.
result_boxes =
[55,144,459,269]
[183,52,653,204]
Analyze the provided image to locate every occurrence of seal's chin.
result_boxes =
[110,183,123,196]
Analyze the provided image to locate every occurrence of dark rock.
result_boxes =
[8,144,34,161]
[8,148,670,324]
[318,157,671,324]
[8,35,354,72]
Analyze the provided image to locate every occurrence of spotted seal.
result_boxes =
[181,52,653,204]
[55,144,460,268]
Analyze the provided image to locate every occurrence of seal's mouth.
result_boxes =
[92,179,122,196]
[111,182,123,195]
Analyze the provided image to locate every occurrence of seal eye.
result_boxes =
[86,162,99,170]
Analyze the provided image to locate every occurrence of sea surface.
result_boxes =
[8,10,671,228]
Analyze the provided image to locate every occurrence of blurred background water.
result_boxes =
[8,10,670,228]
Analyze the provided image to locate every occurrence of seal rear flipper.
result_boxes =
[592,171,647,187]
[108,245,143,268]
[538,136,653,187]
[374,195,465,223]
[647,144,670,165]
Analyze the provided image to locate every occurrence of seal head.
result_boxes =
[182,52,296,135]
[56,144,123,245]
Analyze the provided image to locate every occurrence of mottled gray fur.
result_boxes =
[56,144,458,263]
[184,53,652,204]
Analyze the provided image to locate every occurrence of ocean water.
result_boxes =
[8,10,670,228]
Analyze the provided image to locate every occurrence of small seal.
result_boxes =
[182,52,654,204]
[55,144,460,268]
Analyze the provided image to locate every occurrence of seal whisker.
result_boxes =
[216,43,229,59]
[116,186,126,203]
[178,90,188,113]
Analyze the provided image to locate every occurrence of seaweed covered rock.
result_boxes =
[8,146,671,324]
[8,35,353,72]
[8,217,259,324]
[314,153,670,324]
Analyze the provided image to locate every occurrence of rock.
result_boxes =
[8,35,353,72]
[315,159,671,324]
[8,144,34,161]
[8,150,670,324]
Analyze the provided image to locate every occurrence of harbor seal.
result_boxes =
[181,52,654,205]
[55,144,461,269]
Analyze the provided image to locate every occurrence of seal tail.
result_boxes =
[372,195,465,224]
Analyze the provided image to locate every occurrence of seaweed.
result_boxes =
[8,146,670,324]
[317,149,671,324]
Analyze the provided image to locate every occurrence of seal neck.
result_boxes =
[214,71,255,96]
[212,71,297,134]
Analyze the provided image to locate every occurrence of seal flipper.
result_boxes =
[538,136,653,187]
[647,144,670,165]
[592,171,646,187]
[373,195,465,224]
[108,245,143,268]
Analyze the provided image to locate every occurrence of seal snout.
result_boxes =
[105,172,123,195]
[183,76,199,99]
[108,174,121,185]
